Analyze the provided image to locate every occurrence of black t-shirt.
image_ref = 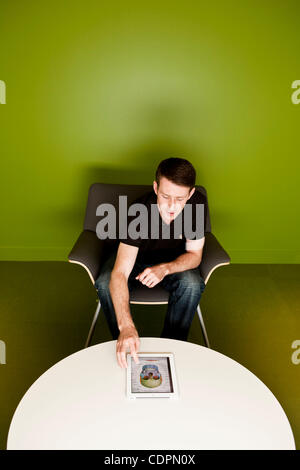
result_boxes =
[119,189,207,264]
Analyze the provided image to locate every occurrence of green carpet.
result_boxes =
[0,261,299,449]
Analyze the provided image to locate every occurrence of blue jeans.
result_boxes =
[94,250,206,341]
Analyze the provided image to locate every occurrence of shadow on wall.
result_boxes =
[83,139,206,187]
[62,139,207,231]
[30,138,212,263]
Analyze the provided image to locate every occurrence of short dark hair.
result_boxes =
[155,157,196,190]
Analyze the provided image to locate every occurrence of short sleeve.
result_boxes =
[118,212,143,248]
[185,236,205,251]
[183,191,206,240]
[120,237,142,248]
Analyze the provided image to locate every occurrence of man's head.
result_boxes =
[153,157,196,223]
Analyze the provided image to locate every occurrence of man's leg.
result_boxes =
[160,267,206,341]
[94,251,148,340]
[94,250,120,339]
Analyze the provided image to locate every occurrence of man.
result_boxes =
[95,157,207,368]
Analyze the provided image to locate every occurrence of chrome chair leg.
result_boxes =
[85,299,101,348]
[197,304,210,348]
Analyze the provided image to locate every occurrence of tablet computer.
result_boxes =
[126,352,179,399]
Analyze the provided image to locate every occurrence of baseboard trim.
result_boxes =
[0,246,300,263]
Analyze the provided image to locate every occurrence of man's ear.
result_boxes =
[153,180,158,195]
[188,187,195,200]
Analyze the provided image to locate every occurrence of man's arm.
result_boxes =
[162,237,205,275]
[161,251,202,275]
[136,237,205,287]
[109,242,140,368]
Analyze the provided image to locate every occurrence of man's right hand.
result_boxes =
[116,324,140,368]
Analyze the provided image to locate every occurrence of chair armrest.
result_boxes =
[200,232,231,284]
[68,230,107,285]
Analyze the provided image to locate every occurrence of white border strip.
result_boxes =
[68,259,95,285]
[204,262,230,284]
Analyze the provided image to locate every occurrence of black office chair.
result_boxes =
[68,183,230,348]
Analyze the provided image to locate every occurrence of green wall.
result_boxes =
[1,0,300,262]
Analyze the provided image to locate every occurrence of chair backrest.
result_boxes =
[83,183,211,251]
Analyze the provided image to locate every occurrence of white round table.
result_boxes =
[7,338,295,450]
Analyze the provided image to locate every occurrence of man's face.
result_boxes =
[153,176,195,224]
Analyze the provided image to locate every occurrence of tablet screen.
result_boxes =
[130,355,174,394]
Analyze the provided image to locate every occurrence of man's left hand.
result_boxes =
[136,264,169,288]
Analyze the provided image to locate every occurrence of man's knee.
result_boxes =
[172,270,205,296]
[94,271,112,296]
[94,250,118,294]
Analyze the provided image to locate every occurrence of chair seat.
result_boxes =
[129,282,169,304]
